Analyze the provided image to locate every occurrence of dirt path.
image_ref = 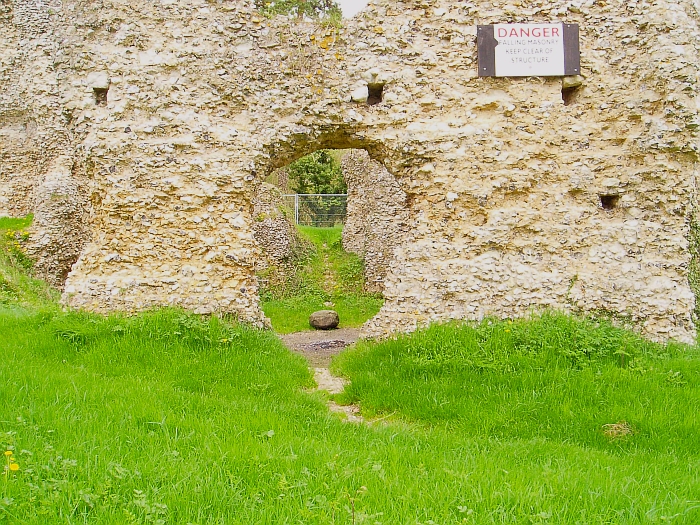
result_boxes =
[279,327,361,367]
[279,328,364,423]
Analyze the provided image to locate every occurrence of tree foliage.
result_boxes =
[256,0,342,19]
[287,150,346,195]
[287,150,347,226]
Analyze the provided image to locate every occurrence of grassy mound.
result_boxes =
[334,312,700,451]
[1,214,699,523]
[3,308,700,524]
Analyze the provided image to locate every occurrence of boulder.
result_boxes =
[309,310,340,330]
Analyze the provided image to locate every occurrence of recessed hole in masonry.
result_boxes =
[93,87,109,106]
[561,86,579,106]
[599,194,620,210]
[367,83,384,106]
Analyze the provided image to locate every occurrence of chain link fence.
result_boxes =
[281,194,348,227]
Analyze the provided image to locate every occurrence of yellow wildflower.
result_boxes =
[3,451,11,457]
[9,463,18,471]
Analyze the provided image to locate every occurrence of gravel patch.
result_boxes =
[280,327,361,368]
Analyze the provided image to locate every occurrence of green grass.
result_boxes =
[2,309,700,523]
[0,214,59,309]
[0,216,33,230]
[262,294,384,333]
[689,216,700,322]
[333,314,699,439]
[332,314,700,520]
[260,225,383,333]
[297,224,344,247]
[2,216,700,523]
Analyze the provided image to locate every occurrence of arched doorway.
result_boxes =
[252,135,409,334]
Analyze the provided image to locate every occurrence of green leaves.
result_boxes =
[287,150,346,195]
[285,151,347,227]
[256,0,342,20]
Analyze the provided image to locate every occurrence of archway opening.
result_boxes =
[253,147,408,334]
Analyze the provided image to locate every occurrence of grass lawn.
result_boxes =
[262,294,383,334]
[2,309,699,524]
[2,216,699,523]
[333,313,700,523]
[0,215,58,309]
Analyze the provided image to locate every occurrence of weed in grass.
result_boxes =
[3,450,19,479]
[0,275,19,304]
[3,229,33,272]
[337,253,365,294]
[602,421,636,441]
[665,369,687,386]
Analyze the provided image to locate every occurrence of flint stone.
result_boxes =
[350,85,369,103]
[309,310,340,330]
[562,75,584,89]
[87,71,110,89]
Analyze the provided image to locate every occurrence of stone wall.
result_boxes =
[341,149,408,293]
[252,182,312,300]
[24,156,88,287]
[0,0,72,215]
[1,0,698,342]
[0,0,85,280]
[252,182,309,270]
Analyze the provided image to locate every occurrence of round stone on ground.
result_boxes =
[309,310,340,330]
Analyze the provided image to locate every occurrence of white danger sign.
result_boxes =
[494,23,565,77]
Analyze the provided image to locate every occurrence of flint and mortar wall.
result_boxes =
[24,155,88,287]
[1,0,70,194]
[341,149,408,293]
[2,0,698,341]
[0,0,88,284]
[252,182,309,270]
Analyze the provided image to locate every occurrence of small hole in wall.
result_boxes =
[561,86,580,106]
[599,194,620,210]
[367,83,384,106]
[93,87,109,106]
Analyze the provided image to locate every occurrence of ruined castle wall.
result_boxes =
[0,0,41,217]
[5,0,698,341]
[251,182,313,298]
[341,149,408,293]
[24,155,88,287]
[0,0,71,217]
[252,182,308,271]
[52,0,269,320]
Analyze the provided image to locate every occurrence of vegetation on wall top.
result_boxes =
[256,0,342,20]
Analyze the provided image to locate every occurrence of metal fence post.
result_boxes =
[294,194,299,225]
[282,194,347,226]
